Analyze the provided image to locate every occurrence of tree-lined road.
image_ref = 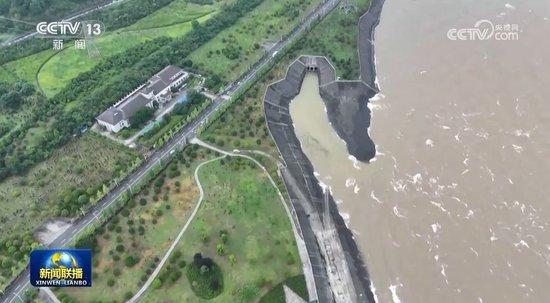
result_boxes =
[0,0,340,301]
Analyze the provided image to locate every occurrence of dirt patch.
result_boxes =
[35,218,72,245]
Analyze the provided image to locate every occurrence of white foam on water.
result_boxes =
[430,201,450,215]
[340,212,351,221]
[512,144,524,153]
[513,129,531,138]
[370,281,380,303]
[490,228,498,242]
[454,133,461,142]
[431,223,441,233]
[348,154,362,169]
[390,179,407,192]
[371,191,383,204]
[354,185,360,194]
[345,178,356,188]
[440,264,449,284]
[505,3,516,10]
[393,206,407,218]
[369,92,385,103]
[409,173,423,185]
[513,239,530,249]
[389,284,403,303]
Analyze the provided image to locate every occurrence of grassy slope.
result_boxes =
[141,156,301,303]
[0,0,221,97]
[189,0,321,82]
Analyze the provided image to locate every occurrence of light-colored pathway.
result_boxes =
[126,154,224,303]
[127,137,314,302]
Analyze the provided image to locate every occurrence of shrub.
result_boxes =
[186,254,223,299]
[124,255,139,267]
[107,278,115,287]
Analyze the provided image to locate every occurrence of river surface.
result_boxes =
[290,1,550,301]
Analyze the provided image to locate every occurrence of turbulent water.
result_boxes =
[290,1,550,301]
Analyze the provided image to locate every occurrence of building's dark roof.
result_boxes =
[96,65,186,126]
[119,94,151,119]
[157,65,184,83]
[144,65,185,94]
[144,79,168,95]
[97,107,124,125]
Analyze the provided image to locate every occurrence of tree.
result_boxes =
[77,194,89,205]
[152,278,162,289]
[124,255,139,267]
[29,0,44,14]
[204,75,223,91]
[129,107,155,128]
[216,243,225,255]
[228,254,236,266]
[0,91,23,110]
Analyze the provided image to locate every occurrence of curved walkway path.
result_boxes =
[127,137,313,302]
[127,154,224,303]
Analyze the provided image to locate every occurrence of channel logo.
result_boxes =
[30,249,92,287]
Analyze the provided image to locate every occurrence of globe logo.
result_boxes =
[45,252,78,269]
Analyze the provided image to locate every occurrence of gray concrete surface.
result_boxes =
[261,3,387,302]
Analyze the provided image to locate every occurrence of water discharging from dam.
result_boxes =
[291,0,550,299]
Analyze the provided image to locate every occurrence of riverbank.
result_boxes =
[262,0,385,301]
[264,55,377,301]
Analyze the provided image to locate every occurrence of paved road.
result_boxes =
[0,0,126,48]
[0,0,340,301]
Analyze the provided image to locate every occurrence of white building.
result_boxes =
[96,65,189,133]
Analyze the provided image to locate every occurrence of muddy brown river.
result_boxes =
[290,1,550,302]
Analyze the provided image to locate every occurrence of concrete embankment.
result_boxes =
[264,56,377,303]
[263,0,385,301]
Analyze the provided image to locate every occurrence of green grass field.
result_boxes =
[0,0,221,97]
[141,155,301,302]
[57,144,301,302]
[296,0,371,79]
[189,0,321,82]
